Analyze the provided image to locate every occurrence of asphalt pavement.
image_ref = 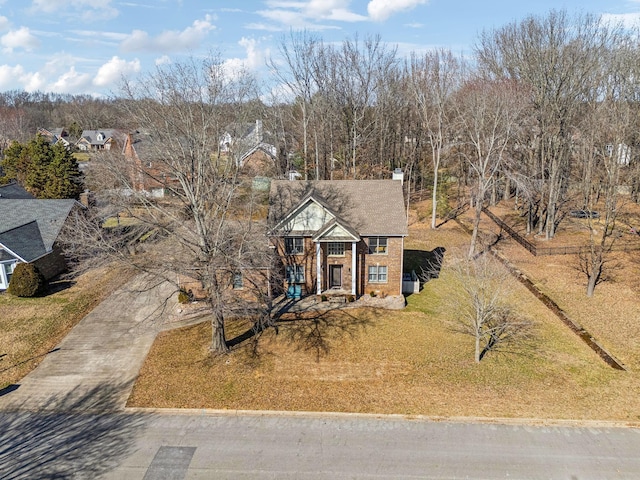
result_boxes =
[1,410,639,479]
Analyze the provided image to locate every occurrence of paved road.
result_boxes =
[0,274,173,413]
[0,410,638,479]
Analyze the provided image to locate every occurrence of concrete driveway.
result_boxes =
[0,274,175,413]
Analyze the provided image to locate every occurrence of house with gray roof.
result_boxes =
[268,178,408,299]
[220,120,280,174]
[76,129,123,151]
[37,127,72,148]
[0,198,79,289]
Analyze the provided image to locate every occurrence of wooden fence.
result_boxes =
[481,207,640,256]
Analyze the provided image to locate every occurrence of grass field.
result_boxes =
[127,204,640,422]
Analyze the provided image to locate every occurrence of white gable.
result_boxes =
[315,223,359,241]
[285,200,334,233]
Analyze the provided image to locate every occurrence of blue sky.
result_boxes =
[0,0,638,97]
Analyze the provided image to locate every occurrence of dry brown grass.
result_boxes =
[0,266,132,389]
[128,202,640,422]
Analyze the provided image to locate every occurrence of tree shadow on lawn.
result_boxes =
[226,303,373,362]
[45,279,76,295]
[275,307,374,361]
[0,381,148,480]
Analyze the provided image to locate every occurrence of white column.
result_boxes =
[351,242,357,295]
[316,242,322,295]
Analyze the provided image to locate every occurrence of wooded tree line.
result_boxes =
[4,11,639,234]
[271,11,640,240]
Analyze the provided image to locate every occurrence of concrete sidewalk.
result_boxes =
[0,274,174,413]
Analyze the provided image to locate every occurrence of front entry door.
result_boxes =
[329,265,342,289]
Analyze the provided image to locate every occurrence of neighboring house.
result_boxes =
[37,127,71,148]
[121,131,176,198]
[76,129,123,151]
[268,178,408,299]
[220,120,279,174]
[0,197,80,289]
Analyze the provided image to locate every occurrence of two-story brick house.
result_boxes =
[269,179,408,298]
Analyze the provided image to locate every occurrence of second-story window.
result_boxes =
[368,237,388,254]
[285,237,304,255]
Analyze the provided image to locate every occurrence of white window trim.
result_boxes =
[368,265,388,283]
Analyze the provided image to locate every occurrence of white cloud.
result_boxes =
[93,56,141,87]
[155,55,172,66]
[70,30,129,42]
[223,37,268,77]
[0,64,27,90]
[255,0,366,30]
[23,72,47,92]
[0,15,10,31]
[600,13,640,29]
[29,0,119,21]
[120,15,215,53]
[367,0,428,22]
[48,67,93,93]
[1,27,40,53]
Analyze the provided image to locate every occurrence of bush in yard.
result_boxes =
[178,289,191,304]
[7,263,46,297]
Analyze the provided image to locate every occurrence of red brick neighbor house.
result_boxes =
[269,179,408,299]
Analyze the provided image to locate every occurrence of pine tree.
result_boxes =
[0,135,84,199]
[42,143,84,199]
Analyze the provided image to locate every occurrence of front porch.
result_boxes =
[276,289,405,314]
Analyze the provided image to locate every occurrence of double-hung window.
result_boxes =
[368,265,388,283]
[368,237,388,254]
[286,265,305,284]
[285,237,304,255]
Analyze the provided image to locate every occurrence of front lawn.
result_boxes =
[128,216,640,422]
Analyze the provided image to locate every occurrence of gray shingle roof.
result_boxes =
[0,221,46,261]
[0,199,78,261]
[78,129,124,146]
[0,248,18,262]
[0,182,35,199]
[269,180,408,237]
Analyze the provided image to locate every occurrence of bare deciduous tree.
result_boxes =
[446,252,534,362]
[410,49,462,229]
[476,10,620,239]
[63,56,277,354]
[453,77,525,257]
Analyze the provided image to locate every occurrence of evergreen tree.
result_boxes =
[42,143,83,199]
[0,141,30,185]
[0,135,84,199]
